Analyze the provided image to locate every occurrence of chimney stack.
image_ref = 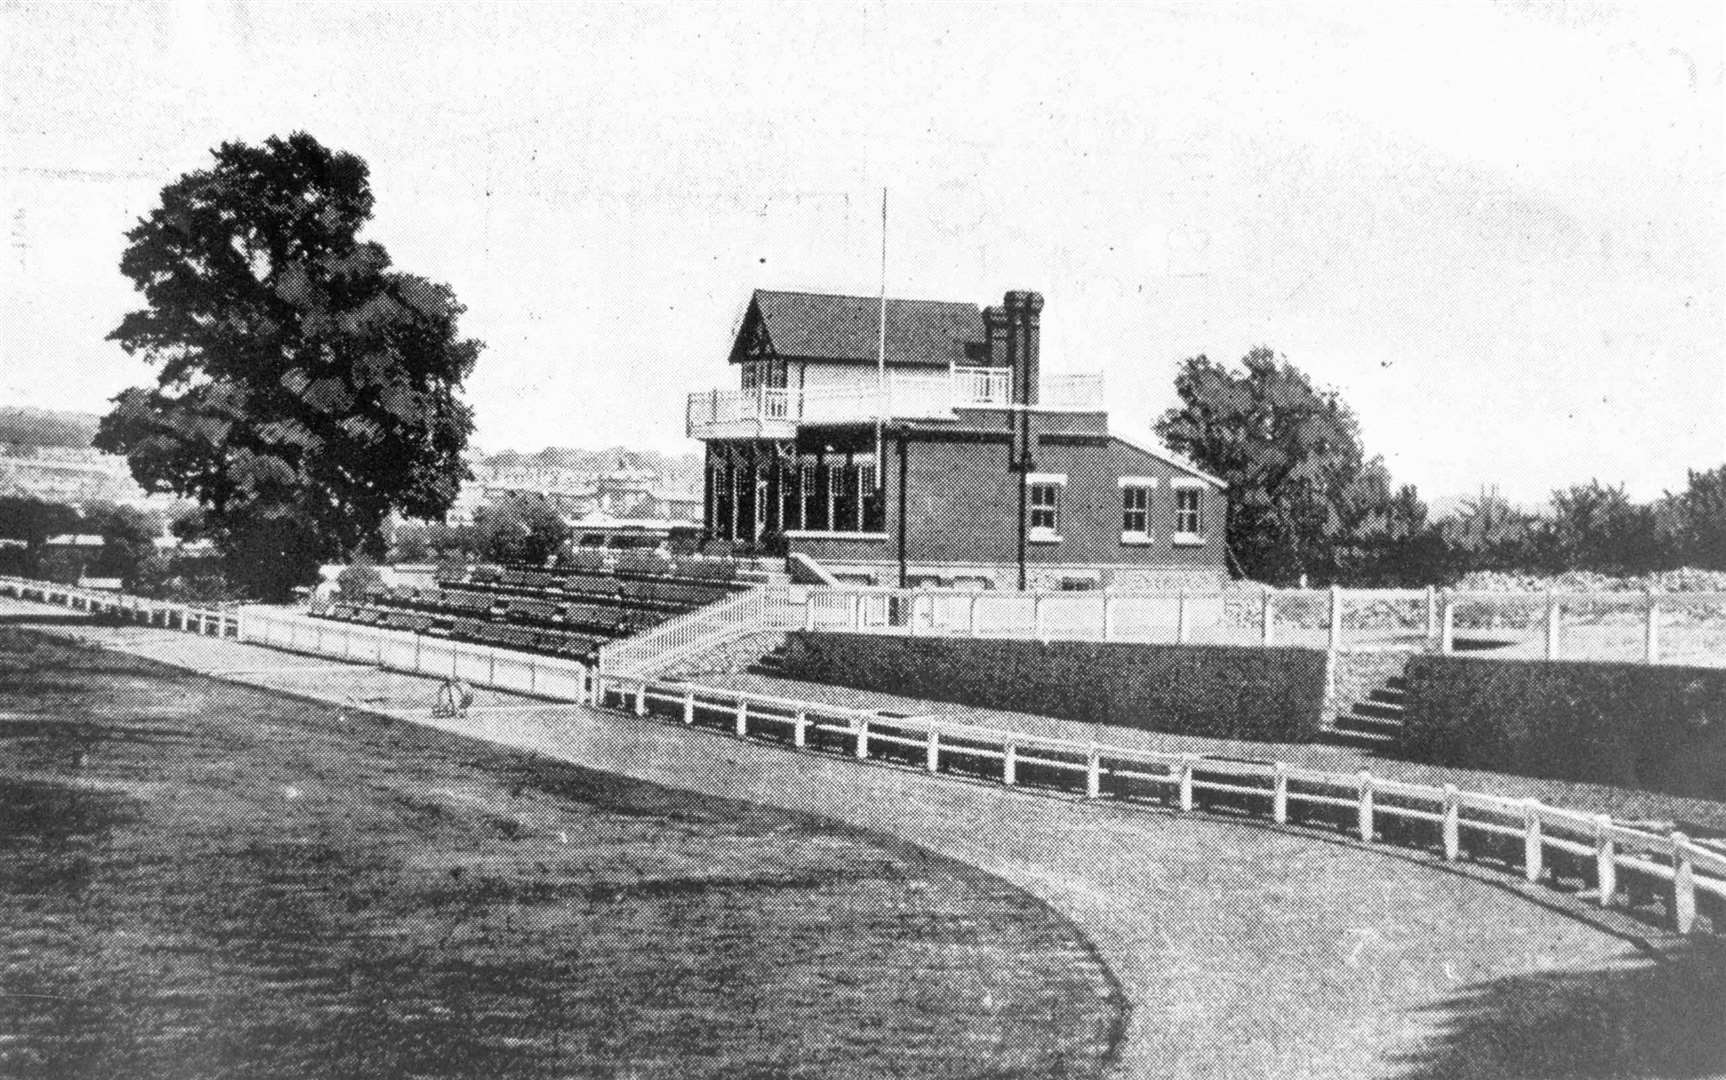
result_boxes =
[1002,290,1044,406]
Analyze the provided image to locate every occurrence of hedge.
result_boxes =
[1400,655,1726,801]
[779,632,1327,743]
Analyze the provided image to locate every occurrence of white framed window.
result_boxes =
[1028,481,1062,540]
[1174,486,1203,542]
[1120,482,1152,542]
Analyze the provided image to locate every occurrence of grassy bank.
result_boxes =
[0,628,1122,1079]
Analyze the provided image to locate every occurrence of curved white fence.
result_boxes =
[588,670,1726,936]
[4,572,1721,934]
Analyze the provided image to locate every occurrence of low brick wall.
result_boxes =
[780,632,1327,742]
[1401,656,1726,801]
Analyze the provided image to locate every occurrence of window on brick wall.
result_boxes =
[1121,485,1150,538]
[1175,487,1202,538]
[1028,481,1062,539]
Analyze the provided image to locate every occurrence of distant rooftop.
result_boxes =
[737,289,986,368]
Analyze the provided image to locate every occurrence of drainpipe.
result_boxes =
[897,430,909,587]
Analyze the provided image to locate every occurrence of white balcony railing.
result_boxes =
[687,367,1104,436]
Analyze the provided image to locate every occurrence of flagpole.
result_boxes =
[875,187,887,490]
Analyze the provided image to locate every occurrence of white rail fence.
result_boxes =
[588,671,1726,935]
[595,584,800,677]
[0,575,241,637]
[4,572,1722,933]
[240,607,594,701]
[799,584,1726,666]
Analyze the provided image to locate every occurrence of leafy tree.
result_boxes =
[1440,487,1542,574]
[1154,347,1372,584]
[81,501,161,585]
[94,132,479,600]
[473,493,568,566]
[1547,480,1659,576]
[0,497,80,574]
[1655,465,1726,570]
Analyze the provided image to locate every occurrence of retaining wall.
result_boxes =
[780,631,1326,742]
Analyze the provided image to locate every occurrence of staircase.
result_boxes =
[748,641,790,677]
[1326,674,1408,749]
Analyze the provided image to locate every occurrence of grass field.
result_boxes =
[0,627,1123,1079]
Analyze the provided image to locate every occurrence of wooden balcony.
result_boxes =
[686,367,1104,439]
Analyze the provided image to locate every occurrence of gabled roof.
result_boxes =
[735,289,985,367]
[1110,433,1228,489]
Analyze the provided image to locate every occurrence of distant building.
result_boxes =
[687,288,1227,590]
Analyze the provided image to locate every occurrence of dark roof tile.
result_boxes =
[743,289,985,367]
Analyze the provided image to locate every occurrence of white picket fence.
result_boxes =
[798,584,1726,666]
[0,575,242,637]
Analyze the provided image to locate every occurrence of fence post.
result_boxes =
[1440,592,1456,654]
[803,596,815,631]
[793,709,807,748]
[1523,800,1544,883]
[735,698,748,736]
[1033,595,1046,642]
[1086,745,1101,799]
[1442,785,1460,861]
[1101,594,1114,641]
[1002,742,1017,786]
[926,728,940,773]
[1672,832,1696,933]
[1273,762,1288,824]
[1357,770,1375,843]
[1545,592,1561,660]
[683,688,696,725]
[851,593,863,630]
[1262,589,1275,646]
[1645,591,1661,663]
[1328,586,1343,652]
[855,718,870,760]
[1176,589,1190,644]
[1594,814,1616,907]
[1178,754,1195,812]
[967,595,979,638]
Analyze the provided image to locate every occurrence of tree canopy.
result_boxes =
[1155,347,1386,584]
[473,493,570,567]
[95,132,479,599]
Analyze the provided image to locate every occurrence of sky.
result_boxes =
[2,0,1721,507]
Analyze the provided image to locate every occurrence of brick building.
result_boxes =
[687,288,1226,589]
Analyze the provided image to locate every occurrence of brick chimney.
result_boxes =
[1003,290,1044,406]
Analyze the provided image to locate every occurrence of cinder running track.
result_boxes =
[4,597,1698,1078]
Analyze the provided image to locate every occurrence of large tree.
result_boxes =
[95,132,478,599]
[1155,347,1375,584]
